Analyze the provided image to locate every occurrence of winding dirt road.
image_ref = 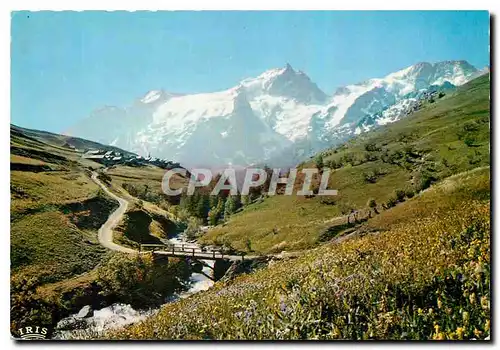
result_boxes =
[91,171,136,254]
[90,171,259,260]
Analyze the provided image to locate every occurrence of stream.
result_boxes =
[52,232,214,339]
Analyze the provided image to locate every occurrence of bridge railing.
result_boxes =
[139,243,247,260]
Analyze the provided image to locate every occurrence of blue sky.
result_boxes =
[11,11,490,133]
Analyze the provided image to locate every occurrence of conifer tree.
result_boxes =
[224,195,235,219]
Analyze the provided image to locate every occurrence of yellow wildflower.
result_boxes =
[463,311,470,324]
[481,296,489,310]
[331,326,341,338]
[436,333,445,340]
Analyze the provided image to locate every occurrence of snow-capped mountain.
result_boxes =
[68,60,480,167]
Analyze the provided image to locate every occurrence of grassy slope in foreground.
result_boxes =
[107,166,490,340]
[199,74,490,254]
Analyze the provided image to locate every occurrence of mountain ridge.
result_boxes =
[68,60,480,167]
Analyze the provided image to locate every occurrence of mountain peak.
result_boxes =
[383,60,478,90]
[140,90,166,104]
[284,62,294,72]
[241,63,296,86]
[239,64,327,104]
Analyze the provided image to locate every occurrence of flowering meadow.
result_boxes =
[105,167,490,340]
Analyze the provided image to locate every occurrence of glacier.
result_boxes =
[68,60,481,168]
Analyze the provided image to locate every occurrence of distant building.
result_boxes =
[83,154,105,160]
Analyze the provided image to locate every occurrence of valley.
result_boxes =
[100,74,490,340]
[108,166,490,340]
[9,8,492,342]
[10,73,490,340]
[199,74,490,253]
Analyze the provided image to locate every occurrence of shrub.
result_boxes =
[339,202,355,215]
[367,198,377,209]
[341,153,355,166]
[374,168,388,176]
[96,253,191,308]
[364,152,378,162]
[185,217,204,240]
[240,195,251,207]
[463,122,479,132]
[468,154,482,165]
[327,159,342,169]
[386,196,397,208]
[413,170,436,192]
[395,189,406,202]
[10,244,33,268]
[387,150,404,164]
[367,199,378,214]
[97,172,112,184]
[464,136,477,147]
[314,154,324,169]
[364,172,377,184]
[221,238,237,254]
[364,142,380,152]
[405,189,415,199]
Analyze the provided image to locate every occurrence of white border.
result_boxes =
[1,1,497,349]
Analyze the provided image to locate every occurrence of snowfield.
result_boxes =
[70,60,481,167]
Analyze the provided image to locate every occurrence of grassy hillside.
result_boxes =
[107,167,490,340]
[10,128,119,331]
[11,124,137,157]
[10,127,192,334]
[200,74,490,254]
[105,164,187,207]
[102,165,188,247]
[10,125,187,279]
[10,129,117,284]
